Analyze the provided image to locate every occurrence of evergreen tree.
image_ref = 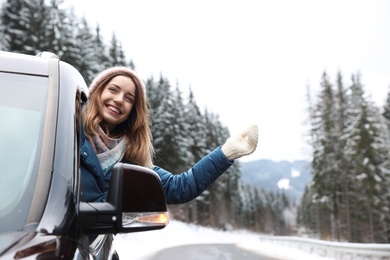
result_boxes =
[334,71,351,241]
[145,77,155,109]
[172,83,193,168]
[73,17,101,85]
[86,24,111,78]
[310,71,337,240]
[199,110,226,227]
[55,6,81,67]
[382,89,390,131]
[305,71,390,243]
[344,73,390,242]
[183,89,213,225]
[43,0,64,54]
[1,0,50,54]
[184,87,207,163]
[298,185,318,235]
[270,193,289,234]
[150,74,186,173]
[108,32,128,67]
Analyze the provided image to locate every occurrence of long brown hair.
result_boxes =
[82,68,154,168]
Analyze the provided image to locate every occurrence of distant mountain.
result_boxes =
[239,159,312,202]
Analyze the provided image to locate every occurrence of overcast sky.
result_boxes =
[63,0,390,162]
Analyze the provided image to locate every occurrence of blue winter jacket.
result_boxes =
[80,127,234,204]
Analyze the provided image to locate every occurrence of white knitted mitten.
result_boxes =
[221,124,258,161]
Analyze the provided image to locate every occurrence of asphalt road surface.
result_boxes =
[148,243,279,260]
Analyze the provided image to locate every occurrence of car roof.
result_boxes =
[0,51,52,77]
[0,51,89,98]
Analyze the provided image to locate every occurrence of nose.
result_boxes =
[113,94,124,104]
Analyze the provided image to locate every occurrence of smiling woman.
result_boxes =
[99,75,136,132]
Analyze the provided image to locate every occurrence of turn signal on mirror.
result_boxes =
[122,212,169,228]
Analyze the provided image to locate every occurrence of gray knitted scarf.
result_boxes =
[87,127,126,176]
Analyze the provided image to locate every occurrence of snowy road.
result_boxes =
[146,243,278,260]
[115,220,332,260]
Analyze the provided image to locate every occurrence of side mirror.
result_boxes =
[79,163,169,235]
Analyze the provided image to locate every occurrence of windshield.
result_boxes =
[0,72,48,232]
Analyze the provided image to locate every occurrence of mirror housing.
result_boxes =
[80,163,169,235]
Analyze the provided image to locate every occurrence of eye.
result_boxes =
[125,96,134,104]
[108,87,117,93]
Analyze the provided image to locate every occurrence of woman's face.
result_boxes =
[99,75,136,131]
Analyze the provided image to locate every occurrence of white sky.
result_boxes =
[63,0,390,162]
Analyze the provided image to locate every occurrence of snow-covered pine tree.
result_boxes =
[108,32,128,67]
[310,71,338,240]
[334,71,351,241]
[72,17,101,85]
[149,74,186,173]
[0,0,49,53]
[343,73,390,242]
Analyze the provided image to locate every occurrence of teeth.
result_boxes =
[108,106,120,114]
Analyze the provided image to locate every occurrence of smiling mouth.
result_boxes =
[107,105,121,115]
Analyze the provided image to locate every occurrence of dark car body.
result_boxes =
[0,51,169,259]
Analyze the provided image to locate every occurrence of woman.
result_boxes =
[80,67,258,204]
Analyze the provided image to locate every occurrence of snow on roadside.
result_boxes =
[114,220,332,260]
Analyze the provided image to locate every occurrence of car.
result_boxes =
[0,51,169,259]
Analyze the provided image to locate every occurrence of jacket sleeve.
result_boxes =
[153,146,234,204]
